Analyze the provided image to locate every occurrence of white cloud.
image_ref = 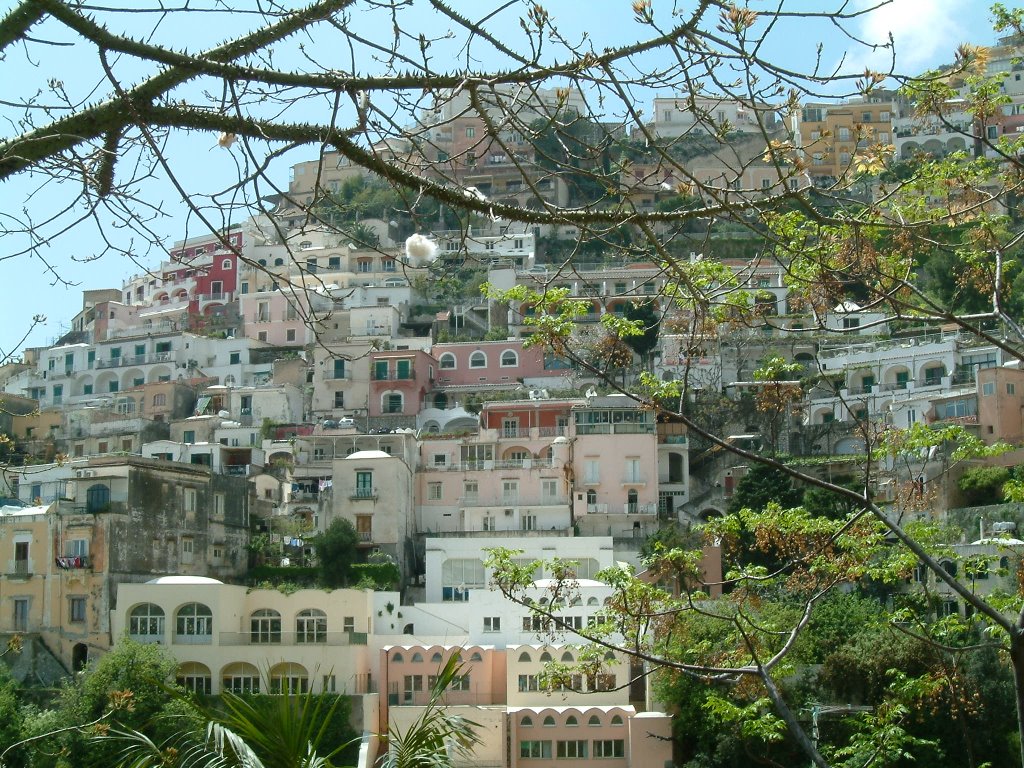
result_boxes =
[843,0,972,76]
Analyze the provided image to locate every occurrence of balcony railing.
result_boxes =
[371,370,415,381]
[350,487,378,500]
[358,531,373,542]
[217,630,368,646]
[55,555,90,569]
[96,352,174,369]
[7,560,31,577]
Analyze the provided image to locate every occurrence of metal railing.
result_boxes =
[217,630,368,646]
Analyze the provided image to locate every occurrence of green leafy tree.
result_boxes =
[314,518,359,588]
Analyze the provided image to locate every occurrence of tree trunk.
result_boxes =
[1010,631,1024,768]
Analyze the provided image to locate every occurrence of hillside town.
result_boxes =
[4,24,1024,768]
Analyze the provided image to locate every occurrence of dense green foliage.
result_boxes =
[314,518,360,588]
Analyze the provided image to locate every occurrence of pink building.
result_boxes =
[239,291,316,346]
[417,399,577,534]
[416,395,665,539]
[368,350,435,420]
[433,340,557,388]
[378,643,671,768]
[570,395,660,539]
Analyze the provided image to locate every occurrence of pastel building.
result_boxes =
[110,580,387,695]
[571,396,659,540]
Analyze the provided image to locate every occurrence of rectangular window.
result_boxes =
[13,599,29,631]
[183,430,196,444]
[183,487,197,512]
[463,481,478,502]
[374,360,388,380]
[556,741,588,759]
[520,741,552,759]
[355,471,373,498]
[518,674,540,692]
[1009,383,1017,395]
[584,459,600,484]
[334,391,345,408]
[214,493,225,517]
[483,616,500,632]
[333,359,346,379]
[981,380,995,396]
[286,329,296,342]
[593,739,625,758]
[396,359,411,379]
[542,479,559,502]
[428,482,443,500]
[181,537,194,564]
[69,596,86,623]
[502,480,519,503]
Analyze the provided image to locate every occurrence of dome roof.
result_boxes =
[345,449,391,460]
[145,575,223,585]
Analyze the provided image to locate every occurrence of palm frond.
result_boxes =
[378,654,483,768]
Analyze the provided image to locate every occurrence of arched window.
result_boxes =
[540,651,552,662]
[586,489,596,505]
[176,661,211,694]
[153,393,167,407]
[222,661,260,694]
[431,652,443,663]
[175,603,212,643]
[269,662,308,694]
[626,488,638,513]
[942,560,958,577]
[588,715,601,726]
[469,351,486,368]
[296,608,326,643]
[439,353,456,369]
[543,716,556,727]
[604,651,616,661]
[392,652,404,663]
[518,651,532,663]
[128,603,165,642]
[411,652,424,663]
[85,483,110,513]
[1000,556,1011,572]
[587,597,599,606]
[383,391,404,414]
[470,652,483,662]
[610,715,624,725]
[222,259,232,270]
[561,651,574,663]
[500,349,518,367]
[250,609,282,644]
[521,716,533,727]
[566,715,578,726]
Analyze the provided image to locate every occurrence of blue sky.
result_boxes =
[0,0,1002,359]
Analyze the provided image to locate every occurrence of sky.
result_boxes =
[0,0,1002,360]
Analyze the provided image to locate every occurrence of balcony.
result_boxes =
[371,370,415,381]
[623,502,658,515]
[358,531,373,542]
[621,474,648,486]
[95,352,174,369]
[55,555,90,569]
[217,630,368,646]
[350,487,378,501]
[7,560,31,577]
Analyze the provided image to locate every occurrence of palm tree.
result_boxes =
[377,654,481,768]
[104,655,479,768]
[106,685,352,768]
